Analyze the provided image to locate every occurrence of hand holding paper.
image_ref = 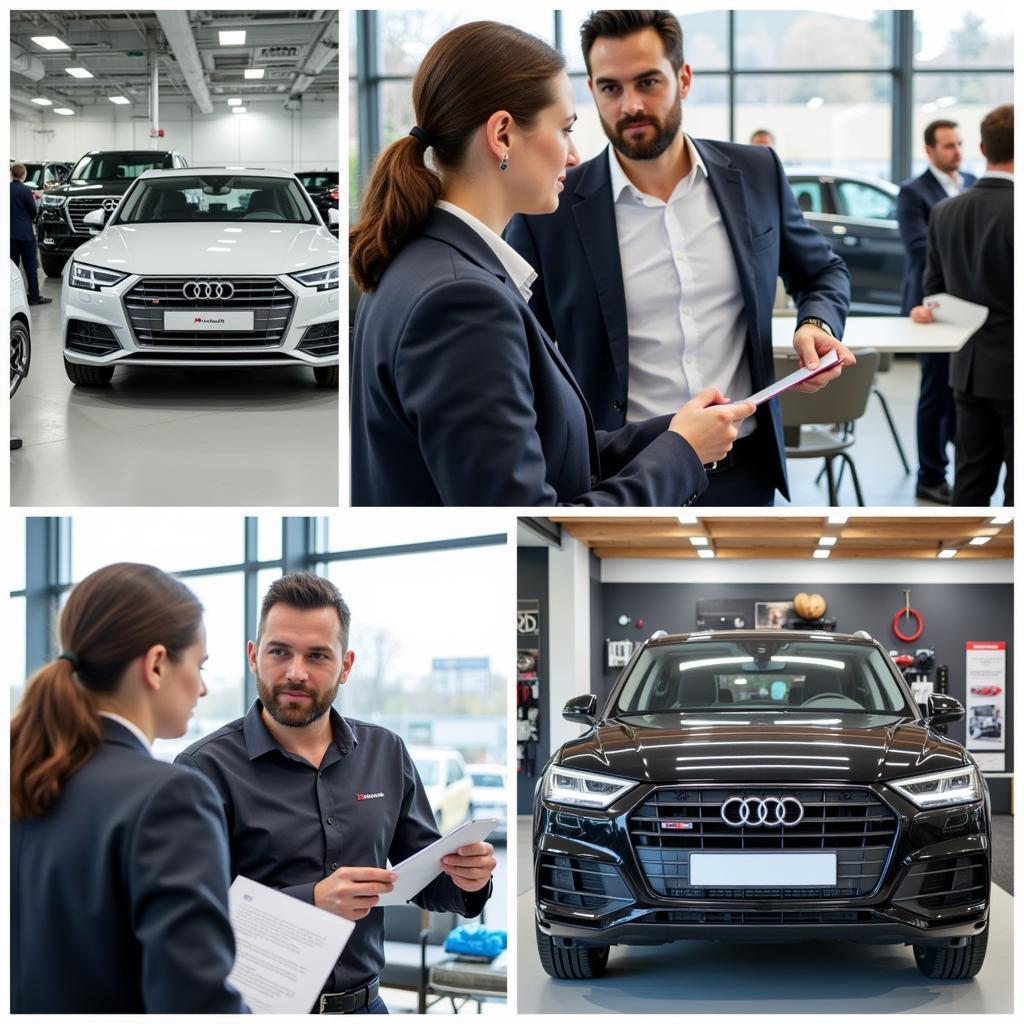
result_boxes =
[313,865,397,921]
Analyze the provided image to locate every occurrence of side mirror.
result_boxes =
[327,206,339,226]
[82,208,107,233]
[562,693,598,726]
[926,693,964,726]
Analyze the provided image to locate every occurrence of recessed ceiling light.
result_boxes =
[812,549,830,559]
[219,30,247,45]
[108,96,131,105]
[30,97,54,106]
[827,513,848,525]
[227,97,242,106]
[232,107,247,114]
[818,536,838,547]
[677,514,697,525]
[31,35,70,50]
[53,108,75,115]
[696,549,715,559]
[938,549,958,559]
[244,68,265,79]
[65,67,93,79]
[689,537,709,547]
[968,537,992,546]
[989,515,1012,525]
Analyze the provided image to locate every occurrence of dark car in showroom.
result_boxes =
[786,169,904,314]
[295,170,339,235]
[534,630,990,981]
[36,149,189,277]
[20,160,72,200]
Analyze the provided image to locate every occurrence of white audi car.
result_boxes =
[60,167,339,387]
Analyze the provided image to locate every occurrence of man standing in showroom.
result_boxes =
[506,9,852,506]
[10,163,51,306]
[177,573,495,1014]
[911,104,1013,507]
[897,120,976,505]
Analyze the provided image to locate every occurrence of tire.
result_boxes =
[64,359,114,387]
[41,254,68,278]
[11,318,31,398]
[913,925,988,980]
[536,922,610,980]
[313,364,338,388]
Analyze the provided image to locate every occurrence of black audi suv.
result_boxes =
[534,630,991,981]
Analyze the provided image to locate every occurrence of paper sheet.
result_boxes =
[922,292,990,333]
[378,818,498,907]
[742,346,840,407]
[227,875,355,1014]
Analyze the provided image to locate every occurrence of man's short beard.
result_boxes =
[601,83,683,161]
[257,674,341,728]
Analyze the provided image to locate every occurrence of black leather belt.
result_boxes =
[704,431,757,475]
[318,977,380,1014]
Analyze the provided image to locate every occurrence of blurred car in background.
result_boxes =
[409,746,473,833]
[786,168,904,314]
[21,160,72,200]
[295,170,339,236]
[468,763,508,843]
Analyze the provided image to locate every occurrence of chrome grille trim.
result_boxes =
[66,195,120,234]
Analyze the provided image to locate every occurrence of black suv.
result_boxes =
[36,149,189,277]
[295,170,339,235]
[534,631,991,981]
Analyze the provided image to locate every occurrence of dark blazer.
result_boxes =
[923,177,1013,401]
[896,167,976,313]
[11,718,247,1013]
[505,140,850,500]
[11,179,39,242]
[350,208,707,506]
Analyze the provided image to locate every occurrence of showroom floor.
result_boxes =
[11,273,338,507]
[515,816,1014,1014]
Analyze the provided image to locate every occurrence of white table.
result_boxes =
[772,315,974,354]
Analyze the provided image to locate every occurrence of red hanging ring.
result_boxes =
[892,606,923,642]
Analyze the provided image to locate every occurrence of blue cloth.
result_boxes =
[11,719,246,1013]
[444,926,507,959]
[10,179,38,242]
[351,207,708,506]
[505,140,851,503]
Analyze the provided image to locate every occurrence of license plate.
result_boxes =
[164,310,254,331]
[690,852,837,886]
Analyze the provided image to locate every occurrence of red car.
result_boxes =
[970,685,1002,697]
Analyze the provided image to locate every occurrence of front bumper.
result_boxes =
[61,270,338,368]
[37,213,88,256]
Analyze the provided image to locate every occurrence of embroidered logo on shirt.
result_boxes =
[357,791,385,801]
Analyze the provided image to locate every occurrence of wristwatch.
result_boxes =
[797,316,834,337]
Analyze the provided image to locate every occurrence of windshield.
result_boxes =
[114,174,317,225]
[70,152,174,181]
[414,760,439,785]
[614,638,915,715]
[23,164,45,187]
[470,772,504,788]
[296,172,337,189]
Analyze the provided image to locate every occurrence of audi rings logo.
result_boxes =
[183,280,235,301]
[720,796,805,828]
[101,198,119,212]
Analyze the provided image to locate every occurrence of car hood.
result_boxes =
[49,180,137,197]
[556,711,970,785]
[75,223,338,276]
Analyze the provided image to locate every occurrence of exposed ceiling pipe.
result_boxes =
[286,14,338,106]
[154,10,213,114]
[11,42,46,82]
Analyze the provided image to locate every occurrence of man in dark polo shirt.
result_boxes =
[177,573,496,1014]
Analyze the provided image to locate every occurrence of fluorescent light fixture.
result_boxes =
[935,95,957,108]
[31,35,69,50]
[65,67,93,78]
[677,514,697,525]
[818,536,838,547]
[990,515,1012,525]
[827,513,848,524]
[696,549,715,559]
[108,96,131,105]
[232,107,247,114]
[689,537,709,547]
[813,549,830,559]
[227,97,243,106]
[219,30,246,45]
[807,96,824,110]
[938,548,957,559]
[968,536,992,546]
[53,108,75,116]
[30,97,53,106]
[243,68,265,79]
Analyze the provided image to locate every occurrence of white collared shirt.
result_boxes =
[98,710,153,753]
[608,136,753,433]
[929,164,966,198]
[436,200,538,301]
[982,170,1014,183]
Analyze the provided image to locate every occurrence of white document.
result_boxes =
[922,292,989,333]
[378,818,498,907]
[743,347,840,407]
[227,875,355,1014]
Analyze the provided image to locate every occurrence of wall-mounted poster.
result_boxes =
[965,641,1006,771]
[755,601,791,630]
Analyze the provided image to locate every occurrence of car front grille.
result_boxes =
[66,320,121,356]
[536,853,633,916]
[123,277,294,349]
[630,787,898,900]
[66,195,119,233]
[891,853,988,918]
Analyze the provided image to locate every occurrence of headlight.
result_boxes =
[889,766,982,809]
[40,194,66,208]
[289,263,339,292]
[70,262,129,292]
[542,765,637,809]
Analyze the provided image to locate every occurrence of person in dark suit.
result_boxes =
[911,104,1013,507]
[349,20,754,507]
[10,563,247,1014]
[897,120,977,504]
[506,10,852,507]
[10,162,51,305]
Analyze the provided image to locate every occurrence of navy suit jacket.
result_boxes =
[505,140,850,501]
[350,207,708,506]
[11,718,247,1013]
[10,180,38,242]
[896,167,976,313]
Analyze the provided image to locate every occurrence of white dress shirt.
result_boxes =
[98,710,153,752]
[609,137,754,434]
[436,200,538,301]
[929,164,966,198]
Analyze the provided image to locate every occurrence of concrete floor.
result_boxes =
[10,272,338,507]
[516,816,1014,1014]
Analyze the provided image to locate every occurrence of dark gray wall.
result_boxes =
[517,548,549,812]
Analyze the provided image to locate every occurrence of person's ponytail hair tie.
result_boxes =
[57,651,80,672]
[408,125,432,149]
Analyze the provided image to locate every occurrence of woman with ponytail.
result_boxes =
[350,20,753,506]
[11,563,247,1013]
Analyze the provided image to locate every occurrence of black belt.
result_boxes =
[704,431,758,475]
[318,978,380,1014]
